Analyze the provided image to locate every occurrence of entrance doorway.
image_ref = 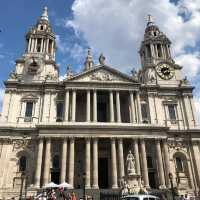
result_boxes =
[148,172,156,189]
[98,158,109,188]
[51,171,60,184]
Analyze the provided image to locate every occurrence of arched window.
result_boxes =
[53,155,60,169]
[19,156,27,172]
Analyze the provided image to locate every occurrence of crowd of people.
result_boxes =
[34,188,78,200]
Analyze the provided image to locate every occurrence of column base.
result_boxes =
[112,185,118,189]
[92,185,99,189]
[85,186,91,189]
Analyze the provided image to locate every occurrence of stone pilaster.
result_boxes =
[192,141,200,186]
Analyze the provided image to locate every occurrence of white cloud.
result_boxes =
[66,0,200,122]
[66,0,200,74]
[175,53,200,78]
[56,34,69,54]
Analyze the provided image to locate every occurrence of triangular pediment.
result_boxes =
[65,65,137,83]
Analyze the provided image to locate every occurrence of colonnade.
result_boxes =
[27,37,55,57]
[63,90,142,123]
[34,137,170,189]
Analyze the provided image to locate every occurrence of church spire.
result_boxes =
[40,6,49,21]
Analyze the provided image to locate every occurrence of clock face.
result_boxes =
[156,63,175,80]
[25,57,43,75]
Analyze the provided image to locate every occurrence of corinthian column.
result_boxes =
[116,91,121,123]
[163,139,170,187]
[136,92,142,123]
[92,138,98,189]
[85,138,91,188]
[140,139,149,187]
[111,138,118,188]
[109,91,114,122]
[118,138,125,178]
[86,90,91,122]
[133,139,141,175]
[68,138,75,188]
[93,90,97,122]
[130,91,136,123]
[65,90,69,121]
[72,90,76,122]
[34,138,44,188]
[155,140,165,188]
[60,138,68,183]
[43,138,51,186]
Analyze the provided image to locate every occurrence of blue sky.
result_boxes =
[0,0,200,121]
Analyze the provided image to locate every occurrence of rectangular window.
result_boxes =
[56,102,64,122]
[24,102,33,122]
[25,102,33,117]
[168,105,176,121]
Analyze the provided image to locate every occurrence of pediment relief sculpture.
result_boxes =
[90,71,113,81]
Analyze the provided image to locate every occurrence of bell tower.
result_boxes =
[11,7,59,82]
[139,15,173,68]
[25,7,56,61]
[139,15,183,85]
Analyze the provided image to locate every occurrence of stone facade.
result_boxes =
[0,8,200,199]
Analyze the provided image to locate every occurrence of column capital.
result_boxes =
[69,136,75,141]
[85,137,91,142]
[110,137,117,142]
[92,137,99,142]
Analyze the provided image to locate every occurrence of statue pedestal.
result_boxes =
[126,174,141,194]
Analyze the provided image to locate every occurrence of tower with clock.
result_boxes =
[11,7,59,82]
[139,15,183,86]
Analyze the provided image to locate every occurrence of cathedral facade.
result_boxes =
[0,7,200,199]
